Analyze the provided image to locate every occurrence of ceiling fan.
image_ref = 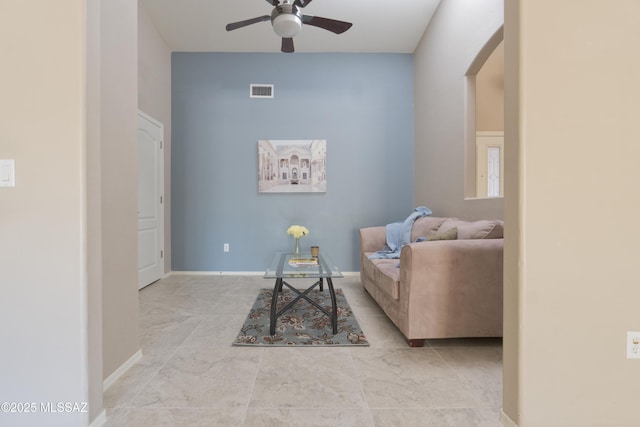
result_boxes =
[225,0,353,53]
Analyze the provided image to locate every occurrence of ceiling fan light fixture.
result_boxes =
[226,0,352,53]
[272,13,302,38]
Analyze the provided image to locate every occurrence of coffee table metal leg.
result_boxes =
[319,277,323,292]
[270,278,282,336]
[327,277,338,335]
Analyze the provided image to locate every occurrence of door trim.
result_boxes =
[137,110,164,289]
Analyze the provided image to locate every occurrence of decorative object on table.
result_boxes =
[258,140,327,193]
[233,288,369,347]
[287,225,309,256]
[310,245,319,257]
[288,258,318,267]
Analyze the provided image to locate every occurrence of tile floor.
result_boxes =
[103,275,503,427]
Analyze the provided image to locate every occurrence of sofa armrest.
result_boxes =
[359,226,387,254]
[400,238,504,294]
[397,238,504,338]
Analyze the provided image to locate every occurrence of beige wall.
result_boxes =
[87,0,104,421]
[0,1,92,425]
[476,41,504,132]
[138,1,172,274]
[502,0,520,422]
[101,0,141,378]
[503,0,640,425]
[414,0,504,219]
[0,0,139,422]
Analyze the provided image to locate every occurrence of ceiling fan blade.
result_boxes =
[281,37,294,53]
[302,15,352,34]
[294,0,313,7]
[265,0,280,5]
[226,15,271,31]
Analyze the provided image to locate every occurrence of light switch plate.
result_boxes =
[0,159,15,187]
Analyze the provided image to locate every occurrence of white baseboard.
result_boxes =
[342,271,360,277]
[169,270,361,277]
[88,409,106,427]
[170,271,263,276]
[500,409,518,427]
[103,349,143,392]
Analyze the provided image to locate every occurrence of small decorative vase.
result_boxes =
[293,238,301,257]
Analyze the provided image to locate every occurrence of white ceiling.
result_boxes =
[140,0,441,53]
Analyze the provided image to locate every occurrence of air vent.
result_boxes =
[250,84,274,98]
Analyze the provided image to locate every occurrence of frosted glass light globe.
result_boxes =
[272,14,302,38]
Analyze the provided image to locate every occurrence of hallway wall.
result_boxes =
[101,0,140,380]
[413,0,504,219]
[139,0,172,275]
[504,0,640,425]
[0,1,91,425]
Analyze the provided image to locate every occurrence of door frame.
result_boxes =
[476,131,504,198]
[137,110,164,289]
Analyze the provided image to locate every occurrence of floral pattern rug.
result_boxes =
[233,288,369,346]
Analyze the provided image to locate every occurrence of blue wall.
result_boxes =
[172,53,414,271]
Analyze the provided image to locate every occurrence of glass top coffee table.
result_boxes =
[264,252,344,336]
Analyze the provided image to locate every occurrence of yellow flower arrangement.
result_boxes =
[287,225,309,239]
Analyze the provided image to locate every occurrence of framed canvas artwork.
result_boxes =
[258,140,327,193]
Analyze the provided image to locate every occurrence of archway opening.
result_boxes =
[465,27,504,199]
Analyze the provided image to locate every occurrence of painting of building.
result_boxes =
[258,140,327,193]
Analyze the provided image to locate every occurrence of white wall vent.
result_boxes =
[250,84,274,98]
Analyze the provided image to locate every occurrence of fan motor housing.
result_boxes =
[271,4,303,37]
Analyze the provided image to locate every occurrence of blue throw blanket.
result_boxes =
[368,206,432,259]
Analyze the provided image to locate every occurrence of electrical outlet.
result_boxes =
[0,159,16,187]
[223,243,229,252]
[627,331,640,359]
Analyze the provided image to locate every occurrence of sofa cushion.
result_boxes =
[362,253,400,300]
[437,218,503,239]
[411,216,448,242]
[427,227,458,241]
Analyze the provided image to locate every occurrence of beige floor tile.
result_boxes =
[476,407,506,426]
[139,307,203,352]
[181,314,248,348]
[210,293,260,315]
[244,408,375,427]
[105,407,245,427]
[144,293,220,316]
[103,350,173,409]
[340,290,386,317]
[353,314,407,348]
[103,275,504,426]
[434,345,503,408]
[174,275,265,297]
[352,348,482,409]
[426,337,503,348]
[131,346,262,408]
[371,408,503,427]
[249,348,367,409]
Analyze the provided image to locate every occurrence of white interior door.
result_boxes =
[476,131,504,198]
[137,111,164,289]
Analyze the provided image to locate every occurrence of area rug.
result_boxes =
[233,288,369,346]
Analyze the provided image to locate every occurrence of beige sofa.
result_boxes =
[359,216,504,347]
